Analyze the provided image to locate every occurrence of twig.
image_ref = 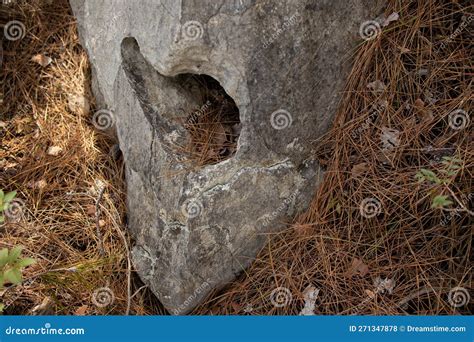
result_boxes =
[95,186,106,256]
[130,285,148,300]
[445,187,474,216]
[116,224,132,316]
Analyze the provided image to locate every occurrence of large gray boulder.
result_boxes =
[70,0,384,314]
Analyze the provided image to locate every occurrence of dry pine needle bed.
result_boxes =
[0,0,472,315]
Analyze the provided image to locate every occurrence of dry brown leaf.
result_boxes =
[75,305,88,316]
[367,80,387,93]
[27,179,47,190]
[346,257,369,277]
[414,98,425,107]
[374,277,396,294]
[231,302,242,312]
[382,12,399,27]
[380,127,400,151]
[365,289,376,299]
[86,205,96,216]
[414,99,434,123]
[353,258,369,276]
[351,163,369,177]
[31,54,52,67]
[423,90,438,105]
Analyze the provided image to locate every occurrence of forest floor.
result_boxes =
[0,0,472,315]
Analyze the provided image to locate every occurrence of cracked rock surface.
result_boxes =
[70,0,384,313]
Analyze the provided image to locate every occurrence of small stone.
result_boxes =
[68,94,90,116]
[31,54,53,67]
[47,146,63,156]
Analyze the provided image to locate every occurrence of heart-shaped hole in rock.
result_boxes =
[175,74,241,167]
